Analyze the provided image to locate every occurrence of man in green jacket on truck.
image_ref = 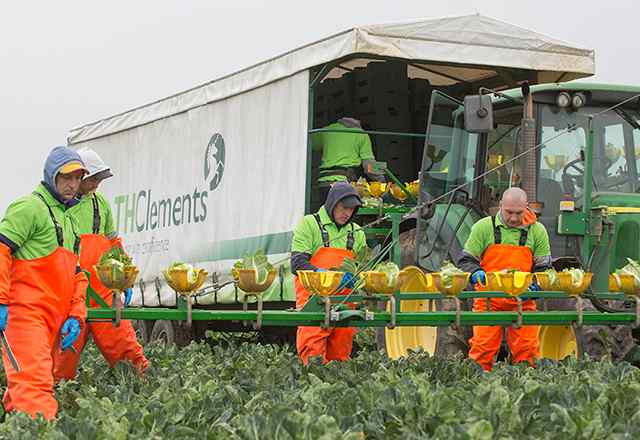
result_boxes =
[312,117,384,209]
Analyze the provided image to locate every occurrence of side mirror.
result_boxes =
[464,95,493,133]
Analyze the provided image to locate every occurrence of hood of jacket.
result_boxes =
[323,181,362,227]
[42,146,85,208]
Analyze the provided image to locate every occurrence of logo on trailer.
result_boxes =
[204,133,225,191]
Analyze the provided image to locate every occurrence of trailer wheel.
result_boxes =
[150,320,193,347]
[537,298,634,361]
[133,320,153,344]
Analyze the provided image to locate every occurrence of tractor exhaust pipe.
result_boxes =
[519,82,543,215]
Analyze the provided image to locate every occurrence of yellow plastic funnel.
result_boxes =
[163,267,208,294]
[534,272,556,291]
[360,271,398,294]
[297,270,344,297]
[486,271,533,296]
[236,269,277,293]
[94,264,139,291]
[556,272,593,296]
[368,181,387,198]
[431,272,470,296]
[609,273,640,295]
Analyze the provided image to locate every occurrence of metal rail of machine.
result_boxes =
[86,288,640,329]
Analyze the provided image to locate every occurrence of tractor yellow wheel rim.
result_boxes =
[384,299,437,359]
[538,325,578,360]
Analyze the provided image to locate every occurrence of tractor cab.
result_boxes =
[417,83,640,290]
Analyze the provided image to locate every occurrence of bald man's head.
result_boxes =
[500,187,528,227]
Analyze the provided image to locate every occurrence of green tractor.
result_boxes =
[380,83,640,361]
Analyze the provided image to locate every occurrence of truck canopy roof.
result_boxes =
[68,14,595,144]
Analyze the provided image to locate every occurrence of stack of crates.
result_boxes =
[352,61,413,182]
[312,61,438,184]
[313,74,354,129]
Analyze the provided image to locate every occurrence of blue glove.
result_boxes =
[60,317,81,351]
[471,270,486,285]
[338,272,355,290]
[124,288,133,307]
[528,282,541,292]
[0,305,7,331]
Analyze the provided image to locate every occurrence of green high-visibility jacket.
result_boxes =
[291,206,367,257]
[312,122,374,183]
[0,184,80,260]
[68,192,116,237]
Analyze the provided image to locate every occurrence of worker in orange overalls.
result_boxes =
[53,148,148,380]
[457,187,552,371]
[291,182,367,364]
[0,146,88,419]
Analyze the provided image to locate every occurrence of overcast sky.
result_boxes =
[0,0,636,211]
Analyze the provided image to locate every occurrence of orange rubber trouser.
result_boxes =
[53,234,148,381]
[295,247,355,365]
[469,238,540,371]
[469,297,539,371]
[2,246,87,420]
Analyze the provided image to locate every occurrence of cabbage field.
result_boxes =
[1,330,640,439]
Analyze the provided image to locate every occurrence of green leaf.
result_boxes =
[98,245,132,267]
[231,248,274,279]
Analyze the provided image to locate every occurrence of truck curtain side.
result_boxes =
[71,72,309,307]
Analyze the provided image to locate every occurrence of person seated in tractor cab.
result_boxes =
[290,181,367,364]
[457,187,552,371]
[311,117,385,209]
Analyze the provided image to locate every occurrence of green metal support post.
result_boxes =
[390,212,402,266]
[305,76,316,214]
[581,118,595,265]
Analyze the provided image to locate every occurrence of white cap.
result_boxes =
[77,147,113,181]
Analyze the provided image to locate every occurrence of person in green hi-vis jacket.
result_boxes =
[0,146,88,420]
[53,147,148,382]
[312,117,384,208]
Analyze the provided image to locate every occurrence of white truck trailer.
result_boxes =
[68,14,594,344]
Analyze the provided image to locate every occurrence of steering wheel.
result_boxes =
[562,157,633,193]
[561,158,585,195]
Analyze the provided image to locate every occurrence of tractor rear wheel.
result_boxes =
[378,228,470,359]
[376,298,470,359]
[537,298,635,361]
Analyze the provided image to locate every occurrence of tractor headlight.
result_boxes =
[572,92,586,108]
[556,92,572,108]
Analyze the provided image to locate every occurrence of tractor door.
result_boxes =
[414,91,481,271]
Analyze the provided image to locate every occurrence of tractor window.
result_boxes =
[480,106,524,208]
[422,92,478,199]
[603,123,629,187]
[539,105,640,202]
[595,110,640,193]
[539,124,586,203]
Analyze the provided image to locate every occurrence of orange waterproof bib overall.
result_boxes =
[53,198,147,380]
[295,215,356,365]
[2,197,86,420]
[468,217,540,371]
